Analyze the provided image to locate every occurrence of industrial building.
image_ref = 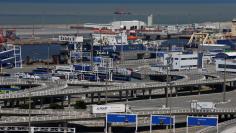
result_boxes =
[111,20,146,30]
[215,52,236,72]
[231,19,236,37]
[151,51,203,71]
[83,20,146,31]
[83,23,112,30]
[171,52,200,70]
[147,14,153,27]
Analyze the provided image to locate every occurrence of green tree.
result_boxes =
[74,100,87,109]
[49,103,64,109]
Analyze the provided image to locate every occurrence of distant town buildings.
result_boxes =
[147,14,153,27]
[231,19,236,37]
[111,20,146,30]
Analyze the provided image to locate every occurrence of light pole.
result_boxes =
[47,43,50,73]
[169,81,174,132]
[166,63,169,108]
[165,54,173,108]
[156,43,158,64]
[105,61,109,104]
[0,61,2,74]
[223,56,226,102]
[90,34,94,69]
[121,31,123,62]
[27,80,33,133]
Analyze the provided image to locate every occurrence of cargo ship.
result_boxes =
[216,39,236,50]
[91,31,147,60]
[59,30,148,63]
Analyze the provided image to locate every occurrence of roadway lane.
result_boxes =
[120,88,236,110]
[221,126,236,133]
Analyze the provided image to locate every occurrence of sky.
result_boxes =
[0,0,236,3]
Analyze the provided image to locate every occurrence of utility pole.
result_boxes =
[120,30,124,63]
[169,81,174,132]
[223,57,226,102]
[166,63,169,108]
[47,43,50,73]
[165,54,172,108]
[105,60,109,104]
[27,80,33,133]
[90,34,94,69]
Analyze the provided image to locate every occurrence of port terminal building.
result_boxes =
[84,20,146,30]
[215,52,236,72]
[151,51,203,71]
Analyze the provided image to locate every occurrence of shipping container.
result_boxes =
[190,101,215,111]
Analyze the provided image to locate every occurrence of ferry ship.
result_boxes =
[216,39,236,50]
[90,31,147,60]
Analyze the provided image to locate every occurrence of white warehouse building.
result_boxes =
[171,52,201,70]
[215,52,236,72]
[151,51,203,71]
[111,20,146,30]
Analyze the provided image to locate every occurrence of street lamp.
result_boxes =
[26,80,33,133]
[223,56,227,102]
[105,61,109,104]
[120,27,125,63]
[90,34,94,68]
[165,54,173,108]
[0,61,2,74]
[169,81,174,131]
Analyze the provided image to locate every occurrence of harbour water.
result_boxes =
[0,2,236,25]
[2,1,236,61]
[21,44,61,61]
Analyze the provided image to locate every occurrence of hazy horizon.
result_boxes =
[1,0,236,4]
[0,0,236,25]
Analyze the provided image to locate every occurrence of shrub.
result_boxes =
[49,103,64,109]
[74,100,87,109]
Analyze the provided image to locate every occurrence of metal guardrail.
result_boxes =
[0,72,236,100]
[0,126,75,133]
[0,114,92,124]
[0,109,89,116]
[0,77,235,100]
[115,59,157,66]
[67,80,122,86]
[197,118,236,133]
[1,108,236,125]
[135,108,236,116]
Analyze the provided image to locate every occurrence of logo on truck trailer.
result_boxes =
[91,104,126,114]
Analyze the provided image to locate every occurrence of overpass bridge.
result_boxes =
[0,108,236,125]
[0,60,235,128]
[0,77,234,100]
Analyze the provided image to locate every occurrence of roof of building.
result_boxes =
[215,52,236,58]
[202,44,226,47]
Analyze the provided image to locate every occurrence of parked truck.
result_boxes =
[90,104,129,114]
[190,100,216,111]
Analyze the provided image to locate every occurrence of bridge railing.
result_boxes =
[196,118,236,133]
[135,108,236,115]
[0,126,76,133]
[0,75,236,100]
[0,113,92,124]
[0,108,89,116]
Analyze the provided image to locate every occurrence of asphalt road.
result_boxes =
[119,89,236,110]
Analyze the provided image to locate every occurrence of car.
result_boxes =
[5,63,14,69]
[51,76,60,81]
